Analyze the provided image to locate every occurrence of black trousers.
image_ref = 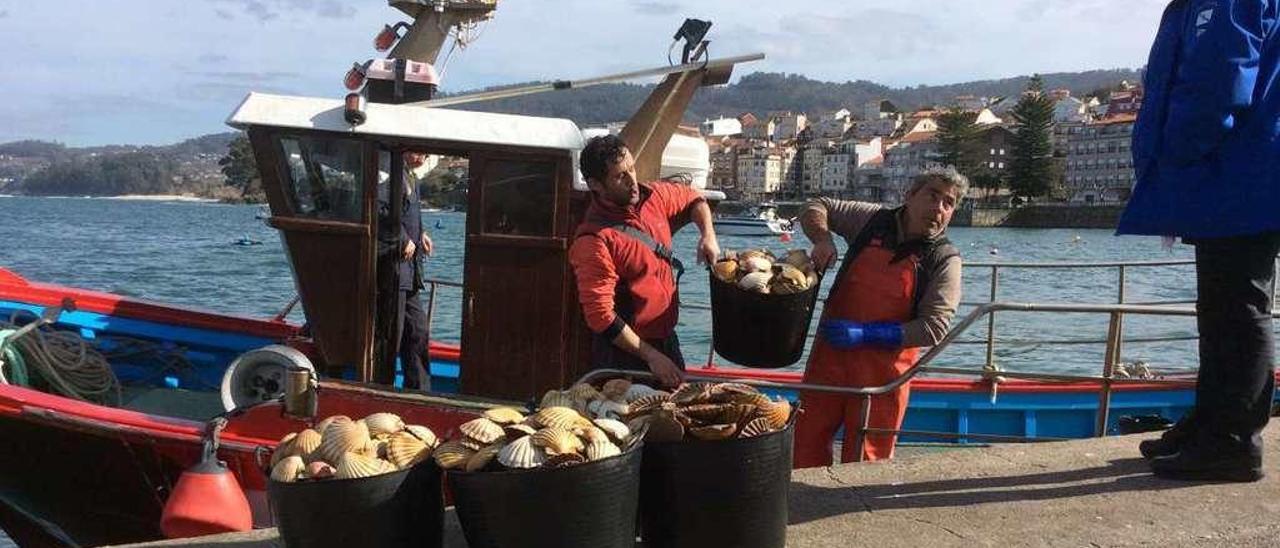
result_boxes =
[1192,232,1280,451]
[396,289,430,391]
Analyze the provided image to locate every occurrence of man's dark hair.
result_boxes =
[579,134,629,182]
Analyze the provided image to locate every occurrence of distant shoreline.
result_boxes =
[0,194,222,203]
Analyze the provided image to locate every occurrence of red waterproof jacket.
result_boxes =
[569,182,704,340]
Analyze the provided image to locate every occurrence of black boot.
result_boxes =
[1139,410,1196,460]
[1149,433,1264,483]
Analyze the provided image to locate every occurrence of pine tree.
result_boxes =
[936,108,981,176]
[218,134,260,196]
[1007,75,1056,199]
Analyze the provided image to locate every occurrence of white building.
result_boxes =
[736,147,784,201]
[700,117,743,137]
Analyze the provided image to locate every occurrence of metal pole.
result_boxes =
[424,282,438,346]
[1096,311,1122,437]
[853,396,872,463]
[984,266,999,370]
[408,53,766,108]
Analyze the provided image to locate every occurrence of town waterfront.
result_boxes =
[0,195,1222,381]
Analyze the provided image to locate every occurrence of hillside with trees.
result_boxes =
[0,68,1143,198]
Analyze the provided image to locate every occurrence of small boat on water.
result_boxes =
[714,203,794,236]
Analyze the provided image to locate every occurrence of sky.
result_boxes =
[0,0,1171,147]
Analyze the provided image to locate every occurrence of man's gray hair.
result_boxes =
[907,166,970,202]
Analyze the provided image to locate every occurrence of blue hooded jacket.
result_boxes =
[1118,0,1280,238]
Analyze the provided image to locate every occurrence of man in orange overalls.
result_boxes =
[794,167,966,466]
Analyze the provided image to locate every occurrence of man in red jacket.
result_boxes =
[570,135,720,387]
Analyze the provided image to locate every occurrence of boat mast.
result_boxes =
[386,0,498,65]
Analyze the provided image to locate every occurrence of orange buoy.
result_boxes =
[160,417,253,538]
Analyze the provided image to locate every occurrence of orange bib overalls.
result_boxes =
[794,237,919,466]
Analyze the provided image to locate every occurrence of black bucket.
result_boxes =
[639,418,795,548]
[710,271,820,368]
[268,461,444,548]
[447,442,643,548]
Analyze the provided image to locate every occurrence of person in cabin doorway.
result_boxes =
[1119,0,1280,482]
[378,151,434,391]
[569,135,720,387]
[794,167,965,466]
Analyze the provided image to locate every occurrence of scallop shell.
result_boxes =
[314,415,351,435]
[292,428,323,458]
[314,419,371,465]
[540,390,577,409]
[432,440,475,470]
[497,436,547,469]
[623,383,660,403]
[646,410,686,443]
[781,249,814,272]
[600,378,632,402]
[385,430,431,469]
[533,406,586,430]
[738,271,772,293]
[459,418,506,445]
[710,382,760,399]
[482,407,526,425]
[713,259,740,282]
[586,398,629,421]
[545,452,588,468]
[739,255,773,274]
[592,418,631,445]
[738,249,774,262]
[305,460,336,479]
[627,393,672,416]
[503,423,537,440]
[568,383,603,402]
[761,398,792,429]
[769,263,810,295]
[672,382,716,405]
[727,392,772,408]
[718,403,759,425]
[361,412,405,438]
[404,425,439,449]
[576,425,610,445]
[585,439,622,461]
[738,417,774,438]
[270,455,305,483]
[689,423,738,441]
[458,437,484,451]
[465,443,503,472]
[358,438,387,460]
[681,403,731,424]
[334,451,394,480]
[271,432,299,466]
[531,427,584,456]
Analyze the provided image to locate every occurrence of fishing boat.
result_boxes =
[713,202,794,236]
[1,2,1275,547]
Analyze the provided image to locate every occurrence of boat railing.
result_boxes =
[581,297,1280,459]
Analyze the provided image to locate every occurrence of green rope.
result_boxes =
[0,329,30,386]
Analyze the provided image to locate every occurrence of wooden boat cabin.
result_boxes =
[229,59,739,403]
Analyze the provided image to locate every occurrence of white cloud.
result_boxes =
[0,0,1170,145]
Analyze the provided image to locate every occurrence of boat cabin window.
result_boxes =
[277,135,365,221]
[481,159,556,237]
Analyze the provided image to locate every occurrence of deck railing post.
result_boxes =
[424,281,438,347]
[853,395,872,463]
[985,266,1000,370]
[1096,310,1122,437]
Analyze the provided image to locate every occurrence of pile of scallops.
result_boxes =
[713,249,818,295]
[269,413,439,483]
[626,381,792,442]
[432,399,637,472]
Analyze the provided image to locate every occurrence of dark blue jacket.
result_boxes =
[378,172,425,291]
[1118,0,1280,238]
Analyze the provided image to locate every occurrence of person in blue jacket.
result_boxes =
[1119,0,1280,482]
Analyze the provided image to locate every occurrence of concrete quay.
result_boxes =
[112,424,1280,548]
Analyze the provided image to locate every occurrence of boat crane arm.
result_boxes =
[405,53,764,109]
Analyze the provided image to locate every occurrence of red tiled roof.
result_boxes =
[900,130,938,144]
